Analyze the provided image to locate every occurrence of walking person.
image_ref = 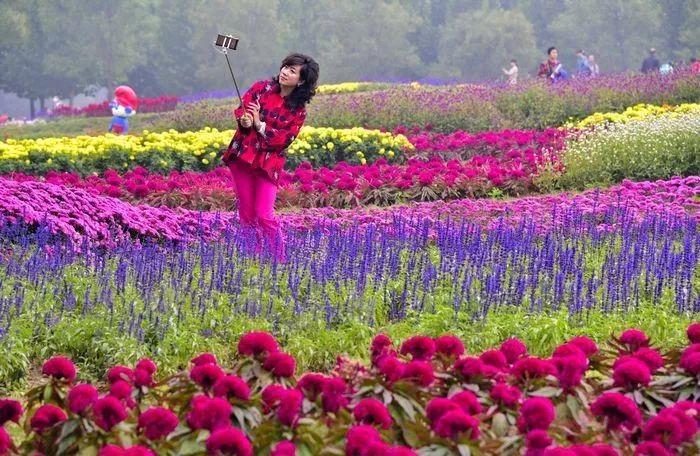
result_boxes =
[222,53,320,262]
[502,59,519,85]
[538,47,567,82]
[587,54,600,77]
[641,48,660,74]
[575,49,592,77]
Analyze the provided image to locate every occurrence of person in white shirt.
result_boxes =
[588,54,600,77]
[502,59,519,85]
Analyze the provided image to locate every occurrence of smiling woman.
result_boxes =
[222,53,320,262]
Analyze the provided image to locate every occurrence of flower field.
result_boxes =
[0,73,699,454]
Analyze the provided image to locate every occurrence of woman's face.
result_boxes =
[549,49,558,60]
[279,64,303,87]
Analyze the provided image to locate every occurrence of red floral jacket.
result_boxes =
[222,79,307,184]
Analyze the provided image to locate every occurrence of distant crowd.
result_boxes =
[501,46,700,85]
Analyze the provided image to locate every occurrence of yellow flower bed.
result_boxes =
[0,126,412,174]
[572,103,700,129]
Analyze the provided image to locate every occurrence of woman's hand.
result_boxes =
[246,101,261,129]
[239,113,253,128]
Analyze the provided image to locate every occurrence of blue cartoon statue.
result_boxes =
[108,85,138,134]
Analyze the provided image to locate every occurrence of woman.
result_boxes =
[222,53,319,261]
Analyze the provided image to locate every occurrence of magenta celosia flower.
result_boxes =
[30,404,67,433]
[399,336,436,361]
[401,360,435,387]
[590,392,642,431]
[0,428,11,455]
[449,390,483,415]
[0,399,23,425]
[135,358,157,375]
[618,329,650,351]
[345,425,382,456]
[680,344,700,376]
[263,352,296,377]
[107,365,135,384]
[189,362,225,389]
[277,388,303,427]
[634,441,674,456]
[237,331,279,358]
[517,397,556,433]
[271,440,296,456]
[42,356,77,382]
[433,409,480,440]
[500,338,528,364]
[552,354,588,390]
[631,348,665,373]
[687,323,700,344]
[93,396,128,431]
[480,349,508,370]
[641,412,685,447]
[454,356,497,381]
[186,394,232,431]
[612,358,651,389]
[434,335,465,358]
[511,357,556,381]
[262,385,287,410]
[212,374,250,401]
[377,355,405,383]
[490,382,522,408]
[426,397,460,423]
[109,379,133,401]
[297,373,327,400]
[370,334,393,361]
[205,426,253,456]
[321,377,348,413]
[354,398,393,429]
[525,429,552,450]
[567,336,599,357]
[191,352,218,366]
[98,444,157,456]
[67,383,99,414]
[138,406,179,440]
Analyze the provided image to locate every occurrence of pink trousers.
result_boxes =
[228,159,285,261]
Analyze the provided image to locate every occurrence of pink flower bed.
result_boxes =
[0,176,698,247]
[2,325,699,454]
[45,96,179,118]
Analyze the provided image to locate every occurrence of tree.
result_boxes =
[678,1,700,60]
[547,0,663,73]
[433,8,539,81]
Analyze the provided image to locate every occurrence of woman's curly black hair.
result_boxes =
[271,53,319,112]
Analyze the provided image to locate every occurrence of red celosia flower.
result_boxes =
[567,336,599,357]
[186,394,232,431]
[618,329,650,351]
[321,377,348,413]
[107,365,135,384]
[399,336,436,361]
[30,404,67,433]
[450,390,483,415]
[297,373,327,400]
[480,349,508,370]
[377,355,405,383]
[42,356,77,382]
[433,409,480,440]
[434,335,465,358]
[612,358,651,389]
[500,338,528,364]
[189,362,225,390]
[212,375,250,401]
[93,396,128,431]
[0,399,23,425]
[191,352,218,366]
[237,331,279,358]
[686,323,700,344]
[490,382,522,408]
[590,392,642,431]
[271,440,296,456]
[263,352,296,377]
[345,425,382,456]
[517,397,556,433]
[634,441,674,456]
[511,357,556,381]
[205,426,253,456]
[277,388,303,427]
[135,358,157,375]
[67,383,99,414]
[401,360,434,387]
[525,429,552,450]
[138,406,179,440]
[353,398,393,429]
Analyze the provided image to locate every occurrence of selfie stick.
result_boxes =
[214,34,244,109]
